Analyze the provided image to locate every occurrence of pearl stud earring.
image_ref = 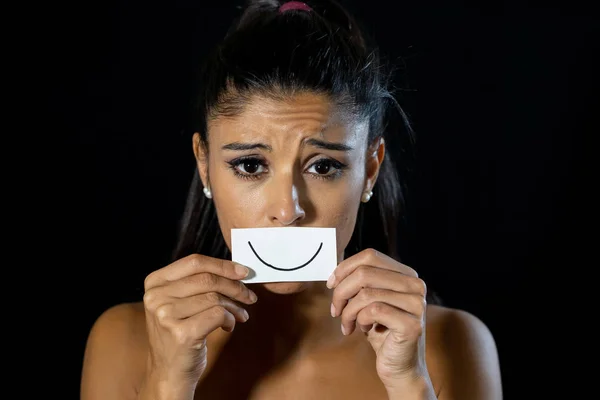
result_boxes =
[361,190,373,203]
[203,186,212,199]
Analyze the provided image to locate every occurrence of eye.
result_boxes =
[227,156,268,180]
[237,158,264,174]
[306,158,347,179]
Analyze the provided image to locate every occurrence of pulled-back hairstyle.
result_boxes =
[173,0,418,278]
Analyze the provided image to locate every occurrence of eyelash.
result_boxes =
[226,156,348,182]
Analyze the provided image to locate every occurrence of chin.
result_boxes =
[259,281,312,294]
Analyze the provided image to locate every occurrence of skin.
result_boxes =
[81,92,503,400]
[198,92,374,294]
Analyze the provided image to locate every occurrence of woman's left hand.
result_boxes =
[327,248,432,393]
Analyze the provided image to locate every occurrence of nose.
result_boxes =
[267,171,306,226]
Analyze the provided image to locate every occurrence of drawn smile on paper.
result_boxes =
[247,241,323,271]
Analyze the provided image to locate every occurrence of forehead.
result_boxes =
[207,92,368,143]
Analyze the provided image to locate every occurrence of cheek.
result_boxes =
[209,163,266,249]
[208,156,364,252]
[313,182,362,254]
[334,196,361,254]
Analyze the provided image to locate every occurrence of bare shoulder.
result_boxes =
[426,304,496,344]
[425,304,503,400]
[81,302,149,400]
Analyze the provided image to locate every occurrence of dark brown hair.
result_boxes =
[173,0,431,300]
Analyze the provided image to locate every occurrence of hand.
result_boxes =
[141,254,257,396]
[327,249,431,393]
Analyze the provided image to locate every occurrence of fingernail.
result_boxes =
[242,309,249,321]
[235,263,249,277]
[326,273,335,288]
[330,303,336,317]
[341,324,347,336]
[249,290,258,303]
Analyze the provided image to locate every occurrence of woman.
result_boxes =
[81,1,502,399]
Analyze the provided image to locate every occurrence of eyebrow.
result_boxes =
[221,142,273,151]
[304,138,354,152]
[221,138,353,152]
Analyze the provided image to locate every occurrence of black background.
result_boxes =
[41,0,596,398]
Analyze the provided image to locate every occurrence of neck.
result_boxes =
[236,251,351,359]
[246,280,344,357]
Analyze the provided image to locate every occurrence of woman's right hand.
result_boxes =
[140,254,257,398]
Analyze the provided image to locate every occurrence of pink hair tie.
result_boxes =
[279,1,313,13]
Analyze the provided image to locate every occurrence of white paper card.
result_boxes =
[231,227,337,283]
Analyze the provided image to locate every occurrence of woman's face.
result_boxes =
[194,92,384,294]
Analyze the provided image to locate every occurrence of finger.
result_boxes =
[150,272,258,305]
[327,248,418,289]
[145,254,250,290]
[355,302,423,340]
[174,306,237,346]
[331,266,426,317]
[339,289,425,336]
[157,293,250,323]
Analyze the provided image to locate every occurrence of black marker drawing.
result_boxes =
[247,241,323,271]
